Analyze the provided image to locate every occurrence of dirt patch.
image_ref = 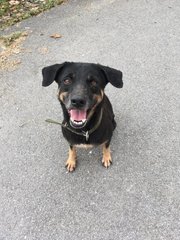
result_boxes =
[0,31,28,71]
[0,1,65,70]
[0,0,64,30]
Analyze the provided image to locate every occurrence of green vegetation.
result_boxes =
[0,0,64,30]
[0,31,23,47]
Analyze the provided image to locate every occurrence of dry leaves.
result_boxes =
[50,33,62,39]
[0,0,64,30]
[38,47,49,54]
[9,0,20,5]
[0,32,28,71]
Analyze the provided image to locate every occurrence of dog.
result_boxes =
[42,62,123,172]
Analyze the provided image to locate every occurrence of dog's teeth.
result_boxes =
[70,118,87,128]
[70,119,86,124]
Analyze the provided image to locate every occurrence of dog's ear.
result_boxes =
[42,63,66,87]
[99,64,123,88]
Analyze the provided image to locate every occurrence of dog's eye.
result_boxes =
[63,78,72,85]
[90,80,97,87]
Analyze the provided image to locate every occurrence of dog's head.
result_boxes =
[42,62,123,129]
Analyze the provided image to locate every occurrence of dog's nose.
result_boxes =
[71,97,86,108]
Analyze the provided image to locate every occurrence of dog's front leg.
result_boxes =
[66,145,77,172]
[102,142,112,168]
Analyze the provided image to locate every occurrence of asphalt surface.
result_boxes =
[0,0,180,239]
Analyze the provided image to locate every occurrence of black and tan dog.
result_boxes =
[42,62,123,172]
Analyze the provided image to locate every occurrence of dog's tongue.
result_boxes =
[69,109,87,121]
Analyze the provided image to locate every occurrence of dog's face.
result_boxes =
[42,62,123,129]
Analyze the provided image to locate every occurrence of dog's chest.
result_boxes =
[75,144,94,149]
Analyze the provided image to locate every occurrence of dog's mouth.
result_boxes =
[68,109,89,129]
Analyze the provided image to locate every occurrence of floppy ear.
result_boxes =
[42,63,65,87]
[99,65,123,88]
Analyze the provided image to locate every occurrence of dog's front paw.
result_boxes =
[65,146,77,172]
[66,159,76,172]
[102,144,112,168]
[102,156,112,168]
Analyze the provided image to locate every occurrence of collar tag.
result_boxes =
[83,131,89,141]
[85,131,89,141]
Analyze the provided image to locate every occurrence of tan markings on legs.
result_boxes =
[102,143,112,168]
[65,146,77,172]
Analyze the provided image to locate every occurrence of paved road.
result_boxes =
[0,0,180,239]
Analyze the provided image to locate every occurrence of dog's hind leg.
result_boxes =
[102,142,112,168]
[65,145,77,172]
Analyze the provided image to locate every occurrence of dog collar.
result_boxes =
[45,108,103,142]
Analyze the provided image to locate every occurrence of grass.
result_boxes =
[0,0,64,30]
[0,31,23,47]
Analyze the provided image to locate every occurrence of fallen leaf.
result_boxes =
[22,32,29,37]
[9,0,20,6]
[50,33,62,39]
[12,49,21,54]
[38,47,49,54]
